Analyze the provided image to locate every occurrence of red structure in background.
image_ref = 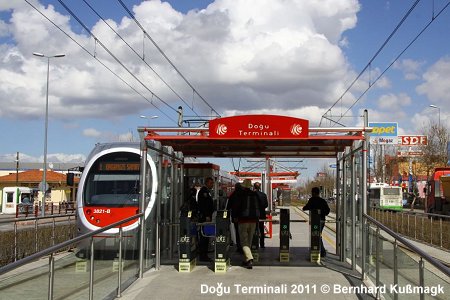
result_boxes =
[230,171,299,189]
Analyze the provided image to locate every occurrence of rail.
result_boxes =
[370,208,450,250]
[13,201,76,218]
[0,213,144,300]
[363,213,450,300]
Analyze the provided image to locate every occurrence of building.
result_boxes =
[0,162,81,209]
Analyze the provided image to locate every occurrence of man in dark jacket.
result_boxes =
[253,182,268,248]
[235,179,260,269]
[197,177,215,261]
[227,182,243,253]
[302,187,330,257]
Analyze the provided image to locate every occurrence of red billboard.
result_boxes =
[209,115,309,139]
[398,135,428,146]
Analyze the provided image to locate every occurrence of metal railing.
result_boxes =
[0,213,145,300]
[364,213,450,300]
[370,208,450,250]
[14,201,77,218]
[0,213,76,265]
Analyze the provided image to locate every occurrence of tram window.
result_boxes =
[85,174,139,206]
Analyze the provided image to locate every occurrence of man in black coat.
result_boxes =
[302,187,330,257]
[197,177,215,261]
[253,182,268,248]
[227,182,243,253]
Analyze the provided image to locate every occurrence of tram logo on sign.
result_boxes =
[290,124,303,135]
[215,124,227,136]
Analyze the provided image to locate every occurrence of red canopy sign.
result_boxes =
[209,115,309,139]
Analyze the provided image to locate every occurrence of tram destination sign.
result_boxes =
[98,162,140,171]
[209,115,309,139]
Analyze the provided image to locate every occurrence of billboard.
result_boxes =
[398,135,428,146]
[368,122,398,145]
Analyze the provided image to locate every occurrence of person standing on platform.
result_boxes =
[227,182,243,253]
[236,179,260,269]
[180,186,199,221]
[302,187,330,257]
[253,182,268,248]
[197,177,215,262]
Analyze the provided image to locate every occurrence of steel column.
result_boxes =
[139,142,148,278]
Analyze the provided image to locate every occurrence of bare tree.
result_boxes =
[370,143,399,183]
[299,164,335,198]
[418,120,449,176]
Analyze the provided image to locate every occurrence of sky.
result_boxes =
[1,0,449,181]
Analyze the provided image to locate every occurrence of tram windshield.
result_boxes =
[83,152,142,206]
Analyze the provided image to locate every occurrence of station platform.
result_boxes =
[119,207,371,300]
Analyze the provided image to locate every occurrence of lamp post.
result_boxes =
[33,52,65,216]
[140,115,158,126]
[429,104,440,127]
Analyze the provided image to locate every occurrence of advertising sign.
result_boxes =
[368,122,398,145]
[398,135,428,146]
[397,150,423,157]
[209,115,309,139]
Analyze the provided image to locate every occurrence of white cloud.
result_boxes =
[46,153,86,163]
[0,19,10,37]
[223,106,329,127]
[377,93,411,110]
[83,128,101,137]
[0,0,361,123]
[366,107,407,125]
[416,56,450,106]
[393,58,425,80]
[0,152,85,163]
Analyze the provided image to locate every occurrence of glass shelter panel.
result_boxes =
[345,154,353,263]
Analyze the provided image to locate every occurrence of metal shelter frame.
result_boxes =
[137,112,372,276]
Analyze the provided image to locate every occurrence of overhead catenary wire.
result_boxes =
[81,0,200,118]
[320,0,422,127]
[56,0,180,115]
[116,0,221,118]
[24,0,177,123]
[336,0,450,124]
[331,0,450,127]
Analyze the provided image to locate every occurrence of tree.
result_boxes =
[418,120,449,176]
[299,164,335,198]
[370,143,399,183]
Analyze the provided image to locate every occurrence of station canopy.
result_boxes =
[141,115,368,158]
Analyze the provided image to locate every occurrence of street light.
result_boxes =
[140,115,158,126]
[429,104,440,127]
[33,52,65,216]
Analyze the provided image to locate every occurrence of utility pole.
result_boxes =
[15,152,19,186]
